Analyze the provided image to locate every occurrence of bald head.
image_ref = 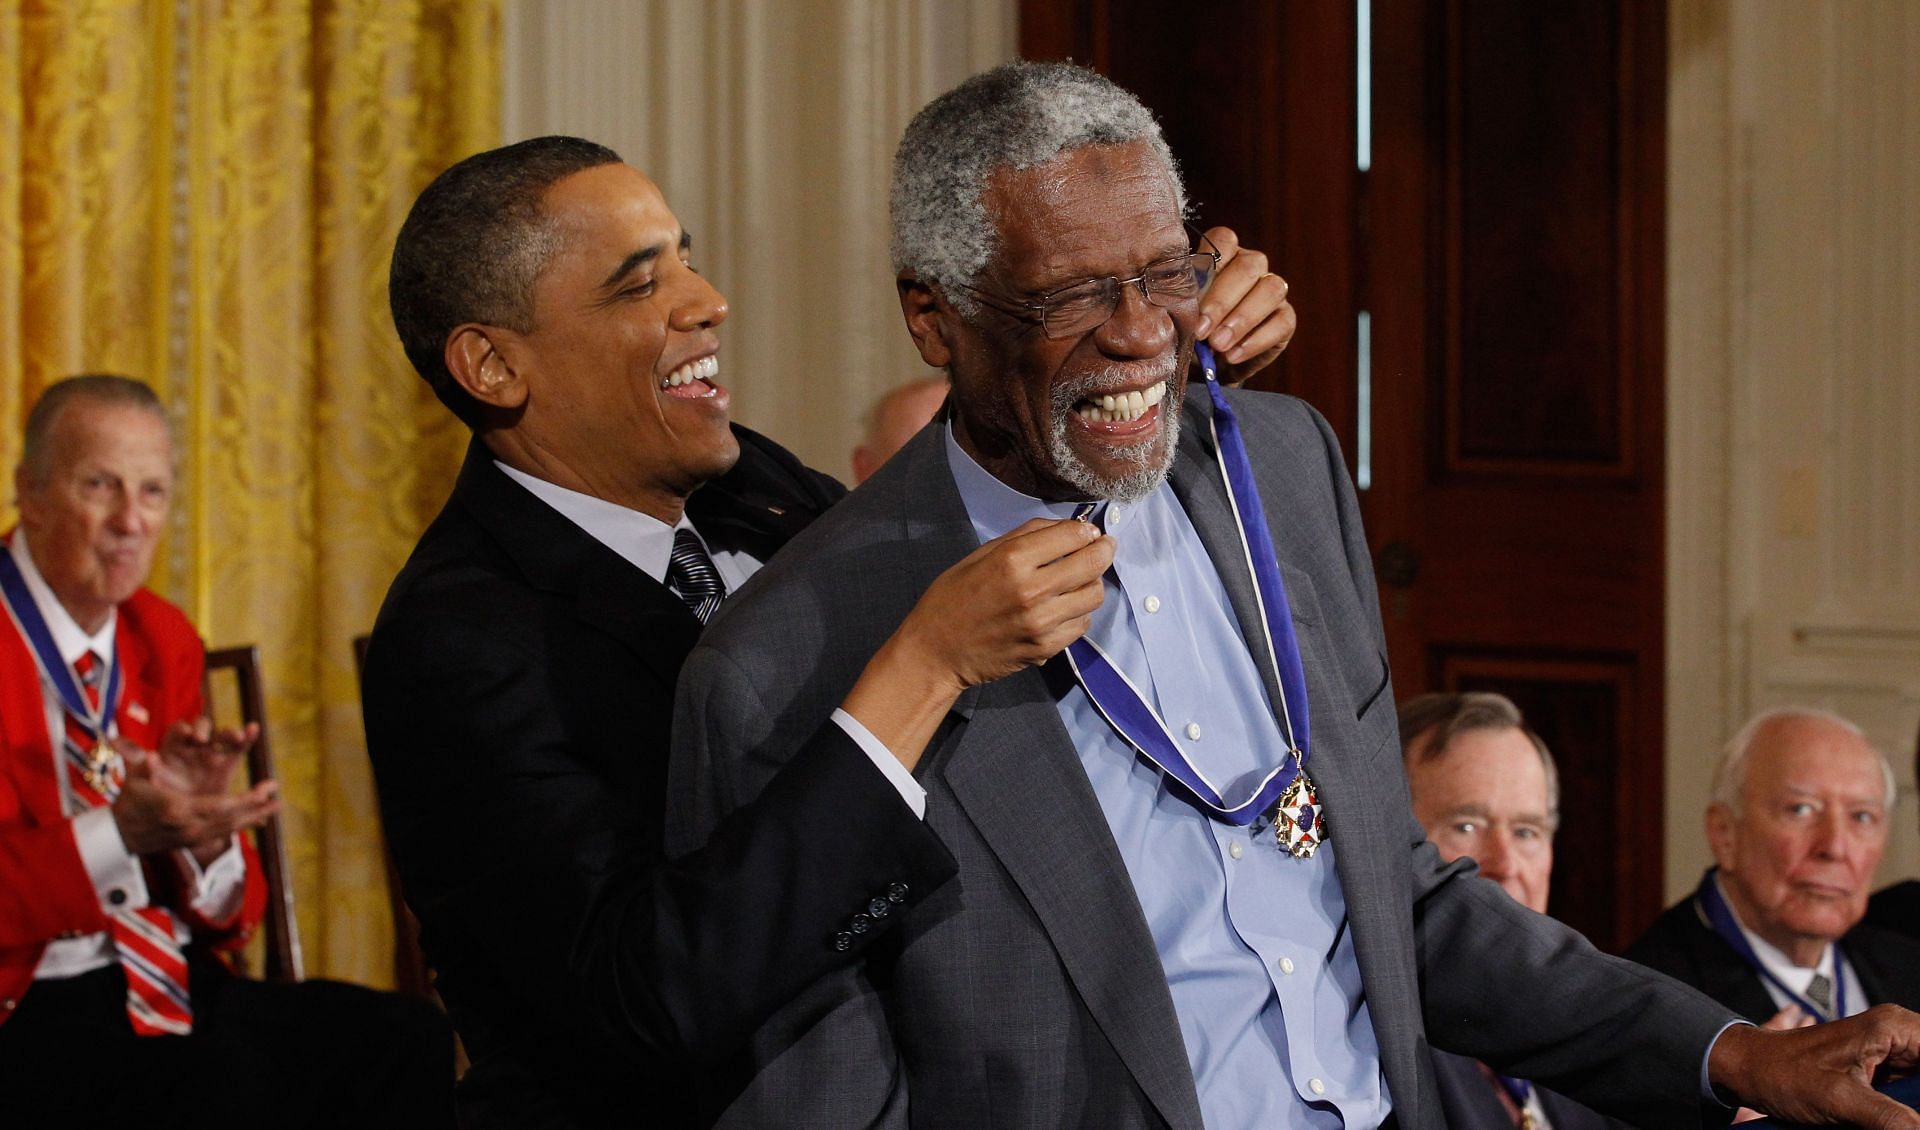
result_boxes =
[852,376,948,483]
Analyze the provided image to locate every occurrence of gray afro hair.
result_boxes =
[890,61,1186,315]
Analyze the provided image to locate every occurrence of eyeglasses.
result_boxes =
[950,228,1221,340]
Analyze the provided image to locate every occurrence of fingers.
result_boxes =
[190,782,280,839]
[1836,1086,1920,1130]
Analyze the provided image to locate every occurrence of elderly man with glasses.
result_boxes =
[673,61,1920,1129]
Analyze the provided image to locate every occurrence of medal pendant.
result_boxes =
[1273,755,1325,858]
[85,739,117,793]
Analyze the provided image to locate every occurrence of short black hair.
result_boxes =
[19,374,167,485]
[388,135,623,428]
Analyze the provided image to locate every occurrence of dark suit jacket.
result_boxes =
[1865,880,1920,940]
[363,432,956,1129]
[1625,883,1920,1022]
[672,391,1735,1130]
[1431,1050,1634,1130]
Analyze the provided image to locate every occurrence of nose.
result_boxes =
[1810,808,1851,861]
[668,268,729,333]
[1475,829,1514,881]
[106,487,145,534]
[1092,278,1176,358]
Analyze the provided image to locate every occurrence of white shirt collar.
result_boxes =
[7,530,116,665]
[1713,872,1839,992]
[494,461,709,583]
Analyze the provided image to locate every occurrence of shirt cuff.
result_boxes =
[71,806,150,912]
[1702,1019,1754,1104]
[183,836,247,920]
[832,708,928,819]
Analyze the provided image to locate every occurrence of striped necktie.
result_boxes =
[64,651,194,1037]
[1806,972,1835,1016]
[666,528,728,624]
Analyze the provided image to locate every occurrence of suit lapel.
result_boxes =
[894,428,1204,1130]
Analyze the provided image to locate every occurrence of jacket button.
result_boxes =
[887,882,909,902]
[868,898,891,918]
[833,932,853,952]
[107,888,127,906]
[848,913,873,935]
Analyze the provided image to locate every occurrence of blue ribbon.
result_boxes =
[1053,342,1313,827]
[0,546,123,741]
[1695,868,1847,1022]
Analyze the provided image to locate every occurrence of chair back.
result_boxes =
[202,644,303,982]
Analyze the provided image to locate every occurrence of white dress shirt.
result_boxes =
[496,462,925,816]
[10,532,245,980]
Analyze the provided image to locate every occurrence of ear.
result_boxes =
[1705,804,1737,873]
[898,277,953,370]
[445,324,529,411]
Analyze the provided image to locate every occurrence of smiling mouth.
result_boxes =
[662,355,720,399]
[1074,379,1167,424]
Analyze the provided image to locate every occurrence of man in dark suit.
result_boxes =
[365,134,1296,1128]
[1627,708,1920,1026]
[1866,736,1920,939]
[672,62,1920,1130]
[1399,692,1629,1130]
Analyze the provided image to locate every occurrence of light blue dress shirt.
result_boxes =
[945,426,1390,1128]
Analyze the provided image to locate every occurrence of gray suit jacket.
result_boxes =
[670,390,1734,1129]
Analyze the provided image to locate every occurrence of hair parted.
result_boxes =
[388,135,623,428]
[1398,691,1561,828]
[19,374,168,486]
[1709,706,1895,817]
[889,61,1187,318]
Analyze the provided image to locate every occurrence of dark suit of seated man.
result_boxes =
[1399,693,1631,1130]
[671,60,1920,1130]
[365,135,1291,1129]
[1865,735,1920,941]
[0,376,451,1128]
[1628,708,1920,1030]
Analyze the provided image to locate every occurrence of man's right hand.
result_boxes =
[111,746,280,857]
[840,517,1114,770]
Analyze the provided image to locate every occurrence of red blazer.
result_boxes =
[0,575,266,1025]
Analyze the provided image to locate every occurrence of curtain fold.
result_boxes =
[2,0,499,986]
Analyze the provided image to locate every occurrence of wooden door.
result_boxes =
[1023,0,1668,952]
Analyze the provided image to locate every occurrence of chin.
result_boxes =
[1049,411,1181,503]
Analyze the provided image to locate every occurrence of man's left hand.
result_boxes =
[1709,1006,1920,1128]
[1196,225,1295,385]
[156,718,262,865]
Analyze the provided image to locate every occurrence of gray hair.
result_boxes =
[890,61,1186,318]
[1709,706,1896,816]
[18,374,168,486]
[1398,691,1561,830]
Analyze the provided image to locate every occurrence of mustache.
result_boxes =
[1049,356,1182,413]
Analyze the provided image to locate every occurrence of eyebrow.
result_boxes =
[597,230,694,292]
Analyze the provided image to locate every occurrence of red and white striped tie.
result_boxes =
[66,651,193,1036]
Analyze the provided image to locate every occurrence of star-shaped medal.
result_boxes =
[1274,757,1326,858]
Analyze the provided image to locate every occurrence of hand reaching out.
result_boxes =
[1194,225,1295,383]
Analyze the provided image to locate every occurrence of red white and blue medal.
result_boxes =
[1057,342,1323,857]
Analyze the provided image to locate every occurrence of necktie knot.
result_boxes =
[667,527,727,624]
[1807,971,1835,1015]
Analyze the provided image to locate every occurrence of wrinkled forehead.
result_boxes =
[982,141,1186,283]
[1745,722,1888,804]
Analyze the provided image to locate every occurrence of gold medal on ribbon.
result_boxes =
[1273,751,1326,858]
[85,738,118,793]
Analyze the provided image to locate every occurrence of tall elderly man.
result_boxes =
[1401,693,1627,1130]
[366,135,1295,1128]
[1627,708,1920,1024]
[0,376,450,1127]
[673,62,1920,1129]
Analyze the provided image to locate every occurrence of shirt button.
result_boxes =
[1309,1078,1326,1096]
[1228,841,1244,860]
[1144,595,1162,614]
[1184,722,1202,741]
[108,888,127,906]
[1279,956,1296,975]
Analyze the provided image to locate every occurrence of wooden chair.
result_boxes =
[202,644,303,983]
[353,633,437,1000]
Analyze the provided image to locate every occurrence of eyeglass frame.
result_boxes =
[943,225,1221,340]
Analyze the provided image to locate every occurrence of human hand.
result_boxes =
[1730,1007,1820,1120]
[111,745,279,858]
[157,718,259,796]
[840,518,1113,771]
[1708,1006,1920,1129]
[1194,225,1295,382]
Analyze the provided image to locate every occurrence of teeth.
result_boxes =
[1081,380,1167,423]
[662,355,720,390]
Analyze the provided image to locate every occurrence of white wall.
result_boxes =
[502,0,1015,483]
[1668,0,1920,899]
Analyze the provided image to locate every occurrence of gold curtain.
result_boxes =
[0,0,498,986]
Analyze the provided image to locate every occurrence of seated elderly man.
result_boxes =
[0,375,451,1127]
[1627,708,1920,1025]
[673,60,1920,1130]
[1400,692,1627,1130]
